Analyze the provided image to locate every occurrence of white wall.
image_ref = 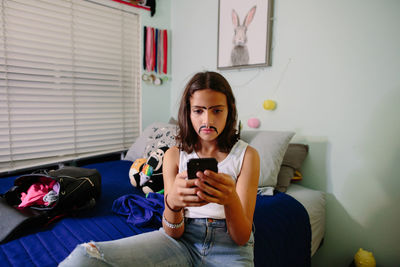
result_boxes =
[169,0,400,266]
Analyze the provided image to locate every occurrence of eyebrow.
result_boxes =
[191,105,225,110]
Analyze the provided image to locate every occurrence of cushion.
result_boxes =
[241,130,295,188]
[276,144,309,192]
[168,117,178,125]
[125,122,177,162]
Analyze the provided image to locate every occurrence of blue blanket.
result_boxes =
[0,160,310,267]
[254,192,311,267]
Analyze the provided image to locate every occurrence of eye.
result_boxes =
[192,109,203,114]
[213,109,223,114]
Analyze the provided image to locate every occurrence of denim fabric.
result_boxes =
[182,218,254,267]
[59,218,254,267]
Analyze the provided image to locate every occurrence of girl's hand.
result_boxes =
[194,170,236,206]
[166,170,208,210]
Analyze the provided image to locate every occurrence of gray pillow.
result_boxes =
[124,122,177,162]
[142,124,177,158]
[241,130,295,188]
[168,117,178,125]
[276,144,309,192]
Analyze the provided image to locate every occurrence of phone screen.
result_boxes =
[187,158,218,179]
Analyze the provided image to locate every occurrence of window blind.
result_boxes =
[0,0,141,173]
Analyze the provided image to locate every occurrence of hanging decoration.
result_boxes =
[142,26,169,85]
[112,0,156,16]
[247,117,261,128]
[263,99,276,110]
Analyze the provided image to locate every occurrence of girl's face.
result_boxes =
[189,89,228,142]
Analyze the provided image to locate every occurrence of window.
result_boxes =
[0,0,141,173]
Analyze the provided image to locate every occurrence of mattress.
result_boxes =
[0,160,314,266]
[286,183,326,256]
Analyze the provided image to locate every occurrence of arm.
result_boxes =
[224,146,260,245]
[195,146,260,245]
[162,146,207,239]
[162,146,185,238]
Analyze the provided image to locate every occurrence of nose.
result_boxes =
[203,110,214,127]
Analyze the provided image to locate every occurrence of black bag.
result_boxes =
[0,166,101,244]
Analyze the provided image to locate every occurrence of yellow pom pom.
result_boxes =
[354,248,376,267]
[263,99,276,110]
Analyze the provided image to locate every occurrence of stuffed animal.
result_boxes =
[129,146,169,194]
[129,158,147,187]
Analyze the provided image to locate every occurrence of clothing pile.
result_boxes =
[112,192,164,227]
[18,177,60,209]
[0,166,101,244]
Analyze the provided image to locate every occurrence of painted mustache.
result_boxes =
[198,125,218,134]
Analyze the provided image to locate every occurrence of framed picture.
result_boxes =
[217,0,274,70]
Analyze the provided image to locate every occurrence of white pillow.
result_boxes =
[241,130,295,188]
[124,122,177,162]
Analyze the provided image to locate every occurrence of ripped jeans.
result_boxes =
[58,218,254,267]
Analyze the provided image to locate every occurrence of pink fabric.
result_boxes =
[146,26,153,71]
[157,29,162,73]
[19,177,57,208]
[159,30,164,73]
[163,29,167,74]
[151,27,156,71]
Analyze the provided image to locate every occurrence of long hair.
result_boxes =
[176,71,239,153]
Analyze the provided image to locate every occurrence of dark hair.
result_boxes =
[176,71,239,153]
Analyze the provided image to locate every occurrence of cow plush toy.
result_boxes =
[129,146,168,194]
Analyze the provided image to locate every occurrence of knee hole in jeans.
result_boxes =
[82,242,104,260]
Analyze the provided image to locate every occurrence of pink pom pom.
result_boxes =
[247,118,260,128]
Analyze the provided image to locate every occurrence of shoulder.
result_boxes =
[234,139,257,159]
[243,145,260,168]
[163,146,180,174]
[164,146,180,161]
[243,145,260,172]
[237,144,260,186]
[245,145,258,156]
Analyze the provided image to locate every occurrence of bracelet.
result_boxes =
[165,194,183,212]
[163,214,184,229]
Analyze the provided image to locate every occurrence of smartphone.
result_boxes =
[187,158,218,179]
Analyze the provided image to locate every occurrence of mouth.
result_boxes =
[198,126,218,135]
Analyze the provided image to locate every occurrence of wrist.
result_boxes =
[224,191,240,208]
[165,193,183,212]
[163,214,184,229]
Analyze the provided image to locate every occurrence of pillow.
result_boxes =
[125,122,177,162]
[241,130,295,188]
[168,117,178,125]
[276,144,309,192]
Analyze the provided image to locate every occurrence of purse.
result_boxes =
[0,166,101,244]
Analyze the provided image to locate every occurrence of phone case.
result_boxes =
[187,158,218,179]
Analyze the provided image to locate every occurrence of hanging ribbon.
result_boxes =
[143,27,168,75]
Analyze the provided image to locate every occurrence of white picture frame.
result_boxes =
[217,0,274,70]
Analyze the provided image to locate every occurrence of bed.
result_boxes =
[0,123,326,267]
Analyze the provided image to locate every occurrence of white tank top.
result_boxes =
[178,140,248,219]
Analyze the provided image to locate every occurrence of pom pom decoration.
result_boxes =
[247,117,260,128]
[353,248,376,267]
[263,99,277,110]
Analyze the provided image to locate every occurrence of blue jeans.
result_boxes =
[59,218,254,267]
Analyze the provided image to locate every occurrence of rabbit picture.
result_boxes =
[231,6,257,66]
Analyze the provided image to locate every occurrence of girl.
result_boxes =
[59,71,260,267]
